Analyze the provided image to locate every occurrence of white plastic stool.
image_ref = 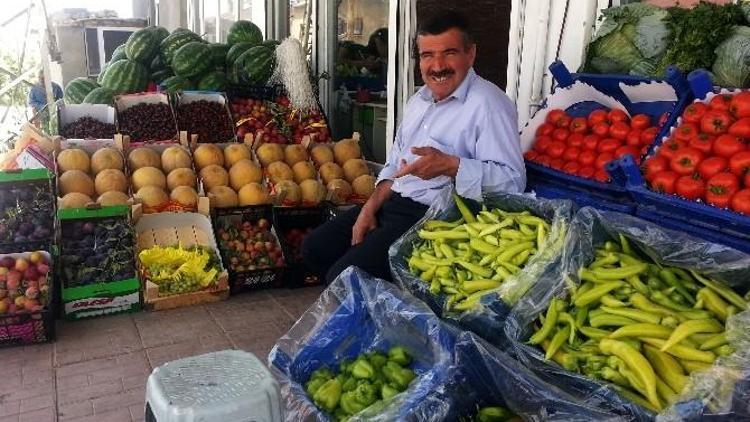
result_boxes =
[145,350,281,422]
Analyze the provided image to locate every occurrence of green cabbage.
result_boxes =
[712,26,750,88]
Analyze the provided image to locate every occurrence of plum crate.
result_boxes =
[274,206,329,288]
[0,169,56,254]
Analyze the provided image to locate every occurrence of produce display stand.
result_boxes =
[0,168,56,254]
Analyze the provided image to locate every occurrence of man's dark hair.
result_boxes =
[416,11,474,48]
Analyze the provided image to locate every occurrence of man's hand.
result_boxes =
[392,146,460,179]
[351,209,377,245]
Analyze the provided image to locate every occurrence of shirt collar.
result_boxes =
[417,68,476,103]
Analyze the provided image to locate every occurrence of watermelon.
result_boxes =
[235,46,274,85]
[125,28,158,63]
[226,42,255,66]
[145,26,170,43]
[197,71,227,91]
[160,30,202,66]
[151,69,174,84]
[208,43,229,68]
[109,44,128,63]
[97,65,108,85]
[160,75,192,93]
[150,54,167,72]
[172,42,212,79]
[227,20,263,46]
[82,87,115,105]
[64,77,98,104]
[101,59,149,94]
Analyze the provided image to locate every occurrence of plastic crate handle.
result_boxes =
[617,155,646,189]
[549,61,574,88]
[688,70,713,101]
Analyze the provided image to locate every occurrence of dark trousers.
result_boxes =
[302,193,428,284]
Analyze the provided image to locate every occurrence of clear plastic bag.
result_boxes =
[505,207,750,420]
[389,188,573,347]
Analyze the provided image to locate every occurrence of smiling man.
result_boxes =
[302,11,525,284]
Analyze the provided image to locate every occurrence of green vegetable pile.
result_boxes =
[529,235,748,412]
[304,346,417,421]
[407,194,552,312]
[462,405,519,422]
[139,244,222,296]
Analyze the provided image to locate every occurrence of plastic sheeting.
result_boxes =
[505,207,750,421]
[389,188,573,347]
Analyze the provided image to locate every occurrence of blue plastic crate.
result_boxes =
[530,183,635,215]
[523,60,694,201]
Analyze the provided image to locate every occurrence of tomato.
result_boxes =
[658,112,670,128]
[657,139,686,161]
[567,133,584,148]
[650,171,680,194]
[583,134,600,150]
[536,155,551,167]
[675,174,706,201]
[536,123,555,137]
[552,128,570,142]
[673,123,698,143]
[640,127,659,146]
[697,156,729,181]
[608,109,629,124]
[630,114,651,131]
[609,122,630,141]
[579,149,597,167]
[569,117,587,134]
[731,189,750,215]
[669,147,705,176]
[682,102,708,124]
[598,138,621,154]
[729,92,750,118]
[642,155,669,182]
[592,122,610,137]
[708,172,741,196]
[709,94,733,112]
[594,170,610,183]
[562,147,581,162]
[587,109,608,127]
[713,134,746,158]
[550,158,565,170]
[545,109,568,126]
[534,135,553,153]
[688,133,714,155]
[745,173,750,188]
[729,150,750,177]
[700,111,733,135]
[578,166,595,179]
[595,152,615,171]
[547,141,566,158]
[562,161,580,175]
[728,118,750,139]
[626,129,643,147]
[615,145,640,161]
[523,150,539,161]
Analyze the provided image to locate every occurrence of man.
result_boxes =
[303,11,525,284]
[27,70,63,125]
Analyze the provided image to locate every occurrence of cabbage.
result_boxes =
[712,26,750,88]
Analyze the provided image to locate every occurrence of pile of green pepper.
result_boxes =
[462,405,520,422]
[304,346,417,421]
[529,235,748,412]
[407,194,552,312]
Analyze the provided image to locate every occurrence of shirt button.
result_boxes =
[423,125,428,129]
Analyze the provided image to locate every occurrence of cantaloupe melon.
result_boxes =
[319,162,344,185]
[167,168,197,191]
[274,180,301,206]
[94,169,128,195]
[343,159,369,183]
[267,161,293,185]
[209,186,239,208]
[333,138,361,165]
[57,149,91,173]
[59,192,93,209]
[292,161,317,183]
[131,166,167,191]
[238,183,269,206]
[90,148,124,174]
[256,143,284,167]
[161,146,192,173]
[199,164,229,190]
[135,186,169,208]
[229,159,262,191]
[96,191,130,206]
[352,174,376,198]
[327,179,353,205]
[284,144,309,167]
[170,186,198,207]
[59,170,95,197]
[223,144,252,167]
[299,179,325,205]
[128,147,161,170]
[311,144,334,166]
[193,144,224,169]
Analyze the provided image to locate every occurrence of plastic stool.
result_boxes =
[145,350,281,422]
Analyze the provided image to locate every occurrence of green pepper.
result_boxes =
[453,193,477,223]
[699,332,727,351]
[306,377,328,396]
[339,391,367,415]
[387,346,412,366]
[476,405,517,422]
[600,306,661,324]
[599,339,660,409]
[342,376,358,392]
[658,269,694,305]
[589,262,648,281]
[660,319,723,352]
[713,344,734,357]
[310,367,335,381]
[609,323,673,340]
[573,281,624,308]
[579,326,612,340]
[643,345,688,394]
[382,361,416,390]
[528,298,561,344]
[690,271,748,311]
[696,288,732,321]
[313,378,343,412]
[351,358,375,379]
[639,337,716,363]
[545,326,570,360]
[381,384,399,401]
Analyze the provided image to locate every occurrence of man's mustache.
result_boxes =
[428,69,454,78]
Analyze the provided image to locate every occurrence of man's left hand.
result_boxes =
[392,146,460,180]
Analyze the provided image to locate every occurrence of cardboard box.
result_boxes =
[114,92,178,142]
[57,101,116,142]
[175,91,235,144]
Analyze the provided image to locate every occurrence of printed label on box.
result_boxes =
[65,292,140,315]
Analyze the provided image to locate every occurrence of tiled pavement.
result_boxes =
[0,286,325,422]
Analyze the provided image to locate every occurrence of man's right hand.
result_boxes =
[351,209,377,245]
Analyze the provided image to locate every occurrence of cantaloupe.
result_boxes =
[131,166,167,191]
[334,138,361,165]
[292,161,317,183]
[193,144,224,169]
[343,159,369,183]
[57,148,91,173]
[327,179,353,205]
[299,179,325,205]
[135,186,169,208]
[96,191,130,206]
[352,174,376,198]
[90,148,124,174]
[59,170,95,197]
[229,159,262,191]
[199,164,229,190]
[170,186,198,207]
[59,192,93,209]
[256,143,284,167]
[284,144,309,167]
[223,144,252,167]
[319,162,344,185]
[238,183,270,206]
[209,186,239,208]
[167,168,197,191]
[274,180,301,206]
[267,161,294,185]
[311,144,334,166]
[128,147,161,170]
[94,169,128,195]
[161,146,192,173]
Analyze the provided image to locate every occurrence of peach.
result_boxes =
[14,259,28,272]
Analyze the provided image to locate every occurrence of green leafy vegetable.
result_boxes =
[712,26,750,88]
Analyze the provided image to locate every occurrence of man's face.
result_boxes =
[417,28,476,102]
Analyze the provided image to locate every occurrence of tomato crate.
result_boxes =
[0,169,56,254]
[274,206,329,288]
[212,205,286,293]
[521,60,694,202]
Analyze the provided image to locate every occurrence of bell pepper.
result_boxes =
[381,384,399,400]
[387,346,412,366]
[354,382,378,406]
[339,391,368,415]
[476,405,516,422]
[342,376,358,392]
[351,357,375,379]
[305,377,328,396]
[310,367,335,381]
[383,361,416,390]
[313,378,342,413]
[367,352,388,369]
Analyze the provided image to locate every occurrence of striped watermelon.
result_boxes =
[109,44,127,63]
[125,28,158,63]
[151,69,174,84]
[226,42,254,66]
[160,30,202,66]
[97,65,108,85]
[101,59,149,94]
[197,71,227,91]
[150,54,167,72]
[227,20,263,46]
[172,42,211,78]
[64,77,98,104]
[83,87,115,105]
[208,44,229,68]
[235,46,274,85]
[160,75,192,93]
[145,26,170,43]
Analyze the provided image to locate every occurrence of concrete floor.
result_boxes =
[0,286,325,422]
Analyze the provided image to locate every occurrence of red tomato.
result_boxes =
[567,133,584,148]
[630,114,651,131]
[552,128,570,142]
[701,110,733,135]
[640,127,659,146]
[658,139,687,161]
[745,173,750,188]
[642,155,669,182]
[674,123,698,143]
[536,155,552,167]
[713,134,746,158]
[729,150,750,177]
[669,147,705,176]
[536,123,555,137]
[729,92,750,119]
[731,189,750,215]
[579,149,597,167]
[583,134,600,150]
[598,138,621,154]
[697,156,729,181]
[592,122,610,137]
[609,122,631,141]
[569,117,588,134]
[547,141,566,158]
[562,161,581,175]
[608,109,629,124]
[682,102,708,124]
[587,109,608,127]
[550,158,565,170]
[594,170,610,183]
[578,166,596,179]
[562,147,581,162]
[728,118,750,138]
[545,109,568,126]
[650,171,680,194]
[675,175,706,201]
[688,133,715,155]
[523,150,539,161]
[615,145,641,162]
[534,135,553,153]
[626,129,643,147]
[708,172,741,197]
[709,94,733,112]
[595,152,615,171]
